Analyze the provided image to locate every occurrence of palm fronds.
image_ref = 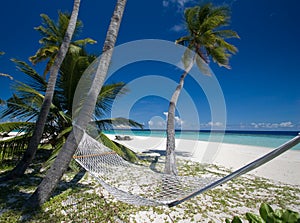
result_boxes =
[11,59,47,92]
[0,122,34,133]
[177,3,239,69]
[29,12,96,77]
[0,73,13,80]
[97,132,138,162]
[94,83,128,117]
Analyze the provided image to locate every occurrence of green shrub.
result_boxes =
[225,203,300,223]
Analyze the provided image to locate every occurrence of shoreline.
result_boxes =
[106,134,300,185]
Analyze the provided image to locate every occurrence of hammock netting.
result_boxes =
[74,131,300,207]
[74,132,219,206]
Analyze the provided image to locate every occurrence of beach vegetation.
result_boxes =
[0,156,299,222]
[225,202,300,223]
[165,2,239,175]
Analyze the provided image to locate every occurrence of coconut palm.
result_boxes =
[26,0,128,208]
[165,3,239,175]
[29,12,96,77]
[0,0,83,181]
[0,50,140,161]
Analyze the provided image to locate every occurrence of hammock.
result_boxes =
[73,131,300,207]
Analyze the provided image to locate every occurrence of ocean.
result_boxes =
[104,130,300,150]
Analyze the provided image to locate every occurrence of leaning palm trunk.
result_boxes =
[165,3,238,175]
[26,0,127,208]
[165,56,195,175]
[0,0,81,182]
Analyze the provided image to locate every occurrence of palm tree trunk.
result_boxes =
[0,0,81,182]
[25,0,127,208]
[165,57,195,175]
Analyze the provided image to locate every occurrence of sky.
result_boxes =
[0,0,299,131]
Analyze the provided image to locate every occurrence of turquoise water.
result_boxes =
[104,130,300,150]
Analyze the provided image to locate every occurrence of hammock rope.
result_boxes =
[73,131,300,207]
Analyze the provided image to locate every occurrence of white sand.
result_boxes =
[107,134,300,185]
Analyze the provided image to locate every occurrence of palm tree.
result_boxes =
[0,21,137,168]
[29,12,96,78]
[1,0,83,181]
[165,3,239,175]
[26,0,128,208]
[0,51,140,161]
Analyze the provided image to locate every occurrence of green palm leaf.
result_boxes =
[0,122,34,133]
[11,59,47,92]
[73,38,97,46]
[95,83,128,118]
[97,132,138,162]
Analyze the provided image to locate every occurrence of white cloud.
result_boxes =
[162,0,195,11]
[163,112,184,127]
[251,121,294,129]
[175,116,184,125]
[148,120,166,129]
[170,24,185,32]
[207,121,224,127]
[148,116,166,129]
[279,121,294,128]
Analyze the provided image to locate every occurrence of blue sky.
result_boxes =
[0,0,299,131]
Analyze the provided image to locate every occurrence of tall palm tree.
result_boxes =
[26,0,128,208]
[1,0,82,181]
[165,3,239,175]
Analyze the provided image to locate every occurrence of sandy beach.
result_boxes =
[1,132,299,222]
[106,134,300,185]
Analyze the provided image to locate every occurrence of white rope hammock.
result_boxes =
[73,131,300,207]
